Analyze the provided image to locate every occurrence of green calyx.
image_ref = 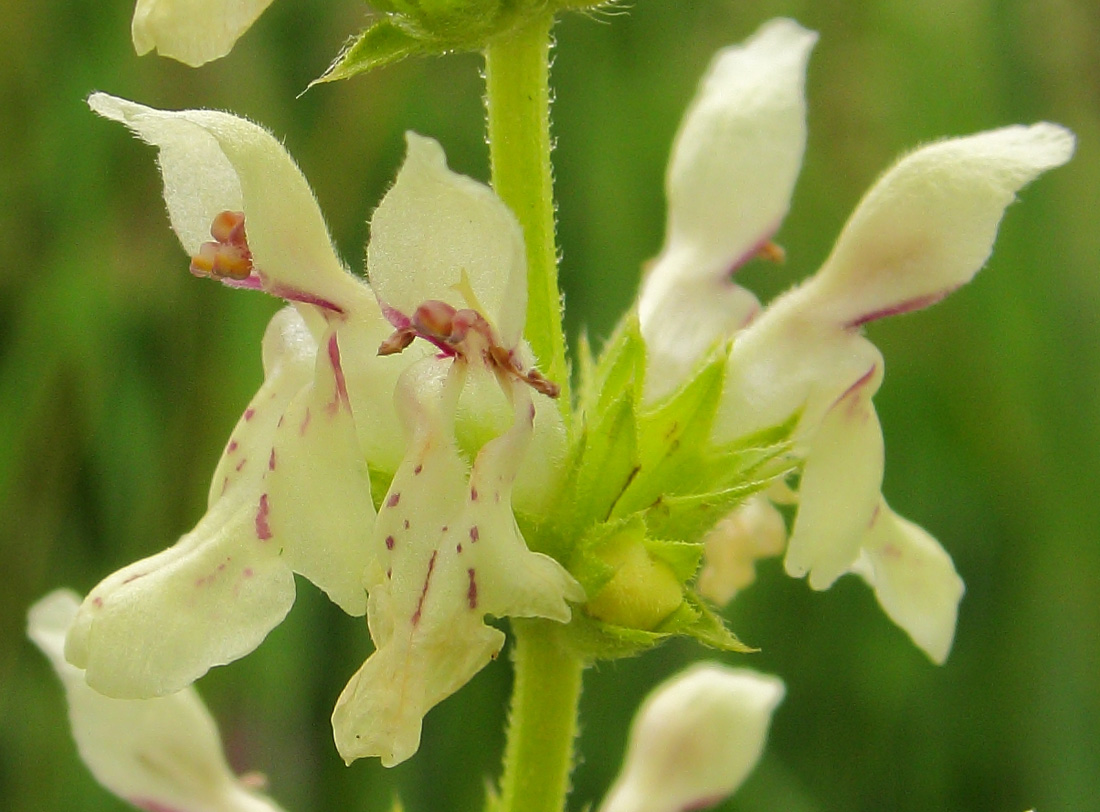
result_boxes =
[313,0,612,84]
[524,315,798,663]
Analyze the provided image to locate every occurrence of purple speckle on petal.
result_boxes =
[404,519,410,530]
[268,449,277,470]
[92,596,103,608]
[470,486,479,501]
[457,543,463,554]
[255,494,273,540]
[299,407,312,436]
[469,526,480,542]
[227,440,239,453]
[235,458,247,472]
[414,464,423,475]
[244,408,256,421]
[467,568,478,609]
[385,535,395,550]
[387,492,401,508]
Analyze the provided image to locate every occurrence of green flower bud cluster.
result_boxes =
[522,317,797,662]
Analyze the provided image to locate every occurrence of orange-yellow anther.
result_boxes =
[190,210,253,280]
[756,240,786,264]
[210,210,247,244]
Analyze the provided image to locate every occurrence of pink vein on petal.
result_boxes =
[829,364,878,416]
[327,333,351,412]
[410,551,438,626]
[845,289,955,329]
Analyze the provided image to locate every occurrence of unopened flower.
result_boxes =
[638,18,1074,663]
[599,663,784,812]
[29,589,285,812]
[70,94,579,764]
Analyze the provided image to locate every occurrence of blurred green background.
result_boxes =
[2,0,1098,810]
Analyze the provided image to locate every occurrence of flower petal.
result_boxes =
[599,664,784,812]
[332,359,580,766]
[258,325,376,614]
[30,590,285,812]
[367,133,528,347]
[784,361,885,590]
[132,0,276,67]
[698,494,787,605]
[639,18,816,397]
[851,501,965,664]
[66,308,374,697]
[807,123,1075,328]
[88,93,372,315]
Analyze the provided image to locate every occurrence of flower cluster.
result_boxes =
[30,11,1073,812]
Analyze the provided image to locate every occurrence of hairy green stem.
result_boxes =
[497,620,585,812]
[484,13,569,406]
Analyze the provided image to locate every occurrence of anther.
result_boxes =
[190,210,253,280]
[755,240,786,264]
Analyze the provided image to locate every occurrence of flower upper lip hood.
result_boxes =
[637,18,1074,664]
[69,94,579,767]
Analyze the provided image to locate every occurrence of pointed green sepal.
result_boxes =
[576,316,646,425]
[656,592,753,653]
[612,344,728,518]
[555,389,639,543]
[312,19,434,86]
[560,608,670,662]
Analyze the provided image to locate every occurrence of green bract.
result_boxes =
[315,0,608,84]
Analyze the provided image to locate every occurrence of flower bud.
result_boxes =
[600,664,784,812]
[586,531,684,631]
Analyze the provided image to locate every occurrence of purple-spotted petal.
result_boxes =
[66,308,373,697]
[30,590,285,812]
[332,359,580,766]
